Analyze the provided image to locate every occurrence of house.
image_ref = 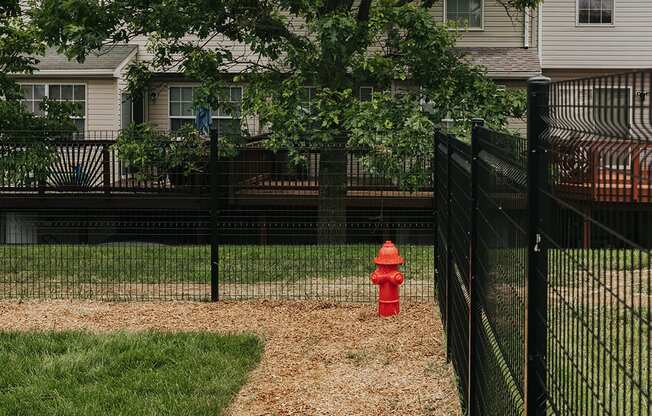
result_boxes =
[14,45,140,133]
[2,1,543,244]
[538,0,652,187]
[540,0,652,80]
[12,1,541,136]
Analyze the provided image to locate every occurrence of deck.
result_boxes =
[1,138,651,209]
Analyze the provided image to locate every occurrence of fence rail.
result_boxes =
[437,71,651,416]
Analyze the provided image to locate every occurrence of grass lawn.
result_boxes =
[0,331,262,416]
[0,243,434,284]
[547,307,650,415]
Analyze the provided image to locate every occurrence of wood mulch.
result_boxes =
[0,300,461,416]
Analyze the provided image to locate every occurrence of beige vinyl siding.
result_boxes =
[147,81,172,130]
[129,4,531,71]
[16,78,119,132]
[430,0,528,47]
[130,35,260,73]
[542,0,652,69]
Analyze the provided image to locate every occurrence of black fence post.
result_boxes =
[210,128,220,302]
[102,144,111,194]
[445,134,453,360]
[526,75,551,416]
[432,131,438,302]
[469,118,484,416]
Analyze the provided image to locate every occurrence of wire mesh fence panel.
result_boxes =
[0,129,212,301]
[541,71,651,416]
[435,135,450,332]
[0,134,435,302]
[0,209,211,301]
[215,142,435,302]
[473,127,528,416]
[437,70,651,416]
[435,132,473,409]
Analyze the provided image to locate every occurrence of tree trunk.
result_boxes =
[318,145,348,244]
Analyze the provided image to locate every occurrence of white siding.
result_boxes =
[542,0,652,69]
[16,77,119,131]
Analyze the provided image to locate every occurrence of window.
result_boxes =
[121,93,144,128]
[593,87,630,137]
[20,84,47,116]
[169,86,242,134]
[359,86,374,102]
[578,0,613,25]
[20,83,86,131]
[446,0,483,29]
[300,86,317,113]
[49,85,86,131]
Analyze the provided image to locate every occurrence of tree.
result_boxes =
[0,0,80,187]
[32,0,529,242]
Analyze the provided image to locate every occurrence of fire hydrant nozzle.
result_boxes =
[371,241,404,317]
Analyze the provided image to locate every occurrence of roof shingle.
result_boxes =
[459,47,541,79]
[34,45,137,72]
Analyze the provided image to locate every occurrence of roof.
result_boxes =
[32,45,137,74]
[459,47,541,79]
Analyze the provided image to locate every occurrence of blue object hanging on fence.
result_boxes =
[195,107,213,135]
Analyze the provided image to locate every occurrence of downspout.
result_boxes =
[538,4,543,67]
[524,7,530,49]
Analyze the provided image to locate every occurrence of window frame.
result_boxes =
[576,0,616,27]
[167,84,243,131]
[444,0,485,31]
[19,82,87,131]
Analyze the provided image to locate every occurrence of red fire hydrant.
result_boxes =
[371,241,404,317]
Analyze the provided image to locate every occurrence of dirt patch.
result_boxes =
[549,268,651,308]
[0,300,460,416]
[0,275,434,303]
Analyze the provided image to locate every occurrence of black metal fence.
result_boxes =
[0,133,434,302]
[436,71,651,415]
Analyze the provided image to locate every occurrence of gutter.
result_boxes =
[12,69,116,77]
[538,4,543,67]
[524,7,530,49]
[488,72,542,80]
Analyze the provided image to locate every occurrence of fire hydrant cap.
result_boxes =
[374,241,404,265]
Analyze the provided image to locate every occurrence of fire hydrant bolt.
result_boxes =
[370,241,404,317]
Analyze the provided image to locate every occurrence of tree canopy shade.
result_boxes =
[31,0,527,144]
[30,0,530,241]
[0,0,42,100]
[0,0,80,134]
